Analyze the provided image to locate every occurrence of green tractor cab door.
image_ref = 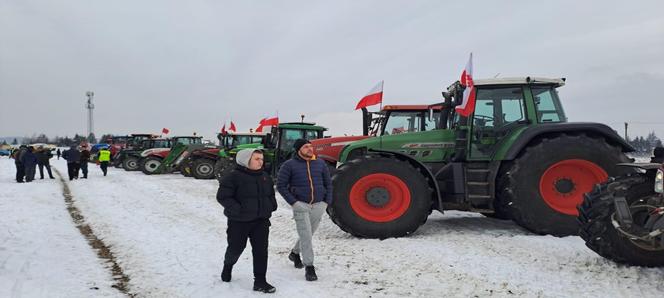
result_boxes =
[466,86,532,160]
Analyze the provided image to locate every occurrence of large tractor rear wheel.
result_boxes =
[329,156,433,239]
[192,158,216,179]
[141,156,163,175]
[501,133,630,236]
[578,174,664,266]
[123,156,140,171]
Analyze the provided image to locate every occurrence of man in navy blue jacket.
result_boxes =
[276,139,332,282]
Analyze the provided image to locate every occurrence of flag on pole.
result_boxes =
[455,53,476,117]
[229,121,237,132]
[162,128,170,135]
[221,124,227,134]
[355,81,384,110]
[256,116,279,132]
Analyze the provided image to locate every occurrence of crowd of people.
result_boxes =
[10,145,112,182]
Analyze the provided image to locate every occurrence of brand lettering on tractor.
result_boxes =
[401,142,454,149]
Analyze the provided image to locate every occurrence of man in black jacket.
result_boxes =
[217,148,277,294]
[35,147,55,179]
[62,145,81,180]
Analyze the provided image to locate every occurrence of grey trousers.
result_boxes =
[291,201,327,266]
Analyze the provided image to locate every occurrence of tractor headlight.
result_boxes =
[655,170,664,193]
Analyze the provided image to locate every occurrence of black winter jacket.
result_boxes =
[217,166,278,222]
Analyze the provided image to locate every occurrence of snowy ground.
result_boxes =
[1,157,663,298]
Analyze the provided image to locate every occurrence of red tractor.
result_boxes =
[311,105,445,169]
[138,136,203,175]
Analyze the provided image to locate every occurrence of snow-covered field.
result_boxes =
[1,157,663,298]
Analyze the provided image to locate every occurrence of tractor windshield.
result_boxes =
[233,135,264,146]
[381,111,441,136]
[532,86,567,123]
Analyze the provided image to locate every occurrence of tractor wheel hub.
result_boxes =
[366,187,390,207]
[554,178,575,195]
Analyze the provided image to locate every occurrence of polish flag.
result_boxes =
[355,81,384,110]
[229,121,237,132]
[256,116,279,132]
[220,124,227,134]
[455,53,476,117]
[162,128,170,135]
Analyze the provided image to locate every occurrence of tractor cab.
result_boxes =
[128,134,159,149]
[360,105,444,137]
[441,77,567,161]
[217,132,267,149]
[170,136,203,146]
[263,122,327,174]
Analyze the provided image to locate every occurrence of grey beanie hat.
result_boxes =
[235,148,262,168]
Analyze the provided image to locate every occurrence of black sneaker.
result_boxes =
[253,280,276,293]
[221,264,232,282]
[288,252,304,269]
[305,266,317,281]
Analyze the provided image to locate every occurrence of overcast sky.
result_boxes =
[1,0,663,141]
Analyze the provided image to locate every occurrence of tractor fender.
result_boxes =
[504,122,634,160]
[366,148,444,213]
[616,162,662,171]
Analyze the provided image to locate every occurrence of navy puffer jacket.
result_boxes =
[277,154,332,205]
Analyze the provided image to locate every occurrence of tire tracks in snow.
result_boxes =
[53,168,135,297]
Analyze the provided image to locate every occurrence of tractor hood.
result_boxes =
[311,136,369,163]
[141,147,171,157]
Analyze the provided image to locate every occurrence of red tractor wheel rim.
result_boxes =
[349,173,411,222]
[539,159,608,216]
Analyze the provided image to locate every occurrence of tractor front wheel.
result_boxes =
[123,156,140,171]
[329,155,432,239]
[192,158,216,179]
[141,156,163,175]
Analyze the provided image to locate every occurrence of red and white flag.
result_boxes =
[162,127,170,135]
[355,81,384,110]
[229,121,237,132]
[455,53,476,117]
[220,124,227,134]
[256,116,279,132]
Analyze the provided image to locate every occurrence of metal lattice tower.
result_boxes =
[86,91,95,138]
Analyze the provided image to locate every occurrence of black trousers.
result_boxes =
[80,161,88,178]
[67,162,80,180]
[38,162,54,179]
[24,164,36,182]
[224,218,270,281]
[100,161,109,176]
[15,162,24,182]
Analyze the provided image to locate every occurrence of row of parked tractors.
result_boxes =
[101,77,663,267]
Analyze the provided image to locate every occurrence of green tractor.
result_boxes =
[138,136,203,175]
[213,122,327,181]
[181,132,268,179]
[120,138,171,171]
[329,77,634,238]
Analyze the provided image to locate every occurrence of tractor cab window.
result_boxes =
[305,130,321,140]
[383,112,422,135]
[279,129,305,150]
[252,136,265,143]
[532,86,566,123]
[154,140,170,148]
[424,111,442,131]
[469,87,527,159]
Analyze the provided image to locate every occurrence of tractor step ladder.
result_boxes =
[465,162,493,209]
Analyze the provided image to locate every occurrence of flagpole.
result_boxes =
[379,80,384,150]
